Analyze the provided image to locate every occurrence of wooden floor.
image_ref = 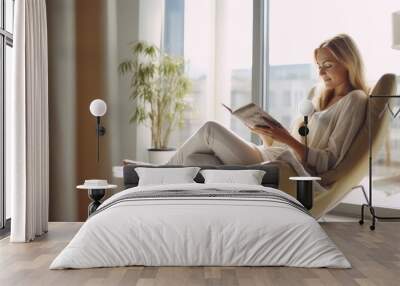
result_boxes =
[0,222,399,286]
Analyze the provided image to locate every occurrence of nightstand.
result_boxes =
[77,183,117,216]
[289,176,321,210]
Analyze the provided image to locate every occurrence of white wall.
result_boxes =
[103,0,140,168]
[103,0,165,162]
[103,0,164,164]
[135,0,165,161]
[46,0,167,220]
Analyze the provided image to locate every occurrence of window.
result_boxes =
[1,0,14,230]
[267,0,400,209]
[163,0,254,146]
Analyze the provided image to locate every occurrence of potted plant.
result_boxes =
[119,42,191,164]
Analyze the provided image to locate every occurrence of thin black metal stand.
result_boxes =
[95,116,106,163]
[296,180,313,210]
[88,189,106,216]
[358,95,400,230]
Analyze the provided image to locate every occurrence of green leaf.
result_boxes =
[119,41,193,146]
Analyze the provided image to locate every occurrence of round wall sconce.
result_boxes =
[89,99,107,162]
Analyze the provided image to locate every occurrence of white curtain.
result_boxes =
[9,0,49,242]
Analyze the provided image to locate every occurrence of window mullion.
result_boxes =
[251,0,269,144]
[0,33,4,229]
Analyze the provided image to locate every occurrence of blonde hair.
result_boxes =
[314,34,369,109]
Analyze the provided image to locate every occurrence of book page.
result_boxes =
[231,103,282,128]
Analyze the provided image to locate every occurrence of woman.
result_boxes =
[167,34,368,177]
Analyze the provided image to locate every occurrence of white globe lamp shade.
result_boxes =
[393,11,400,50]
[90,99,107,117]
[298,99,314,116]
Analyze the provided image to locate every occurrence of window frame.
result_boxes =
[251,0,268,143]
[162,0,259,143]
[0,0,13,231]
[262,0,400,216]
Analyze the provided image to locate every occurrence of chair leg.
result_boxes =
[359,203,367,225]
[354,185,400,231]
[369,206,376,231]
[352,185,370,205]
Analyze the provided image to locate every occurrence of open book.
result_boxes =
[222,103,283,129]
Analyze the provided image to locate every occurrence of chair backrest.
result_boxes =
[311,73,397,218]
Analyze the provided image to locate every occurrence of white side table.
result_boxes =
[77,184,117,216]
[289,177,321,210]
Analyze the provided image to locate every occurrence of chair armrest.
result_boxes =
[266,160,297,198]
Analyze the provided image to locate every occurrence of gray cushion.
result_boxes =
[184,153,223,166]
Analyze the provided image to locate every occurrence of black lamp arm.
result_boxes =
[298,116,309,136]
[96,116,106,162]
[96,117,106,136]
[298,116,309,165]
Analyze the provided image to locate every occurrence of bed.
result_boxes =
[50,164,350,269]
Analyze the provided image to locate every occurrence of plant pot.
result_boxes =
[148,148,176,165]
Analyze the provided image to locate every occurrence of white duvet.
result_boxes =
[50,183,350,269]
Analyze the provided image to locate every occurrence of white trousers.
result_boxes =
[168,121,264,165]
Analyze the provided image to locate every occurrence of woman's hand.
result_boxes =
[250,124,293,145]
[249,123,307,162]
[249,127,273,146]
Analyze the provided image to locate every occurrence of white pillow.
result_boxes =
[136,167,201,186]
[200,169,266,185]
